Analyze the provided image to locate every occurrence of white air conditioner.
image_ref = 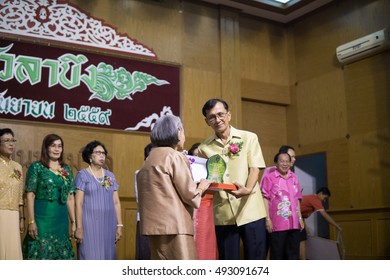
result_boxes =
[336,28,390,64]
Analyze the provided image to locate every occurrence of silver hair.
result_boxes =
[150,115,183,147]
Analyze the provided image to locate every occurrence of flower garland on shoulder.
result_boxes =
[10,168,22,180]
[226,140,244,157]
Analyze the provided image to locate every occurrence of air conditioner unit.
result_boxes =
[336,28,390,64]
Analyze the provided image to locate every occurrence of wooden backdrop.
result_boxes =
[1,0,389,259]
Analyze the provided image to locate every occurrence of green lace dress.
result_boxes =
[22,162,75,260]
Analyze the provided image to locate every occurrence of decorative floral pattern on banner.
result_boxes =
[0,0,156,58]
[0,39,179,131]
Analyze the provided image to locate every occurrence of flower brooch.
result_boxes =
[10,168,22,180]
[226,141,244,157]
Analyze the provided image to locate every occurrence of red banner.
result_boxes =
[0,38,180,132]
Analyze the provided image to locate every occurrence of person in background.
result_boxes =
[299,187,341,260]
[134,143,153,260]
[198,98,267,260]
[260,145,297,256]
[23,134,75,260]
[74,140,123,260]
[137,115,211,260]
[261,152,304,260]
[0,128,24,260]
[260,145,296,180]
[188,142,218,260]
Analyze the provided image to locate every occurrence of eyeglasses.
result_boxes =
[206,112,228,123]
[0,139,17,144]
[93,151,107,156]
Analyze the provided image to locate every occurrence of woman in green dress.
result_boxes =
[23,134,76,260]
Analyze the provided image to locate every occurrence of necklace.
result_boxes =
[89,165,104,185]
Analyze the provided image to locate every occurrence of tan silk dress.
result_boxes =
[0,158,24,260]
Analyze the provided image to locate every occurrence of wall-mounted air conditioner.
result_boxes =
[336,28,390,64]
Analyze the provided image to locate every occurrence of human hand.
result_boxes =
[71,222,76,239]
[115,227,123,244]
[19,219,25,234]
[299,218,305,230]
[75,228,83,244]
[230,182,251,198]
[28,223,38,239]
[197,179,213,195]
[265,218,273,233]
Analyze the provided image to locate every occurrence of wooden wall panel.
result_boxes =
[118,199,137,260]
[376,218,390,257]
[240,17,290,85]
[241,100,287,168]
[220,9,242,127]
[241,79,290,105]
[298,138,351,210]
[72,0,184,63]
[295,71,347,145]
[340,219,373,258]
[182,2,220,72]
[330,208,390,259]
[181,67,221,139]
[111,133,151,198]
[349,131,390,209]
[344,53,390,134]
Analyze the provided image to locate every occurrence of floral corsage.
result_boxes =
[10,168,22,180]
[101,176,113,190]
[57,168,69,182]
[227,141,244,157]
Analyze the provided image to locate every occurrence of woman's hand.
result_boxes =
[28,222,38,239]
[19,219,25,234]
[115,227,123,243]
[71,222,76,239]
[75,228,83,244]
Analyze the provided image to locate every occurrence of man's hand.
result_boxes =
[230,182,252,198]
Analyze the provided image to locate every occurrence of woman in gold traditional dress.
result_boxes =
[0,128,25,260]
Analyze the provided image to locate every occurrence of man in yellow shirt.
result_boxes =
[198,98,267,260]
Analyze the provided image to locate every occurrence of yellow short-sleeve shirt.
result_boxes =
[198,126,267,226]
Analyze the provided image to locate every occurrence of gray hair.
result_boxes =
[150,115,184,147]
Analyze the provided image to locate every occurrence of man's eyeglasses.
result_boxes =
[206,112,228,122]
[93,151,107,156]
[0,139,17,144]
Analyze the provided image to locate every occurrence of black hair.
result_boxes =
[0,128,14,137]
[188,142,200,156]
[317,187,331,196]
[201,98,229,117]
[144,143,154,160]
[273,152,291,163]
[81,140,108,164]
[279,145,295,153]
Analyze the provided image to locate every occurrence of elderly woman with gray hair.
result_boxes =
[137,115,211,260]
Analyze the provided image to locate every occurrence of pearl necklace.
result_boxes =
[89,165,104,185]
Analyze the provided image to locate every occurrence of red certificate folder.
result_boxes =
[208,183,237,191]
